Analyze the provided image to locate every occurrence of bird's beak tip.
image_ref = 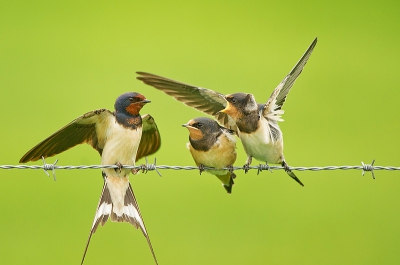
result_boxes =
[217,109,227,115]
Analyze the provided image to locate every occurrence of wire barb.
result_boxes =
[3,158,400,179]
[140,157,162,177]
[257,163,273,175]
[361,159,375,179]
[42,157,58,181]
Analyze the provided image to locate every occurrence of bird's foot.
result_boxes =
[139,163,148,174]
[243,163,251,174]
[227,165,236,179]
[243,156,252,174]
[198,164,205,175]
[131,168,140,175]
[282,161,290,172]
[115,162,123,173]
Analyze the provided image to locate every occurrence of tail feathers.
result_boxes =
[110,192,144,233]
[286,170,304,186]
[81,181,112,265]
[124,184,158,265]
[220,172,235,194]
[91,183,112,232]
[81,179,158,265]
[282,161,304,187]
[121,184,147,234]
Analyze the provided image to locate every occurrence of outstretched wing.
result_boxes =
[263,38,317,121]
[19,109,113,163]
[136,72,237,132]
[136,114,161,162]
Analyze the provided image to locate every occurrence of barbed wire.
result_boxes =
[1,158,400,181]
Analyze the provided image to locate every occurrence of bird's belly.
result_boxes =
[188,135,236,176]
[102,123,142,177]
[239,123,283,164]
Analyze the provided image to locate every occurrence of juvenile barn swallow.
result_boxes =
[137,38,317,187]
[19,92,161,264]
[183,117,237,194]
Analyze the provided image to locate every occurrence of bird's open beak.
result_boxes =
[217,108,227,114]
[217,103,233,115]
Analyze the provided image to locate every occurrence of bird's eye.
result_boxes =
[128,97,134,102]
[231,98,236,103]
[195,123,203,128]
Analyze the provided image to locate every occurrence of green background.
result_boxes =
[1,1,399,264]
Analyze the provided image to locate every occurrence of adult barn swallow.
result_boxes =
[19,92,161,264]
[137,38,317,187]
[183,117,237,194]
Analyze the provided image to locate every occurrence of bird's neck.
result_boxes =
[236,112,259,133]
[115,111,142,130]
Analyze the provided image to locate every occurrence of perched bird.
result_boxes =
[137,38,317,187]
[19,92,161,264]
[183,117,237,194]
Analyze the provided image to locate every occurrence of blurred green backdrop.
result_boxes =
[1,1,400,264]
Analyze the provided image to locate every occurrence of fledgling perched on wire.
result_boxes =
[137,38,317,187]
[183,117,237,194]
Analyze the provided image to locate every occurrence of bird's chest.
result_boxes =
[188,134,236,174]
[238,118,283,163]
[102,122,142,176]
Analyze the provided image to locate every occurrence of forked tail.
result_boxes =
[218,171,235,194]
[81,175,158,264]
[282,161,304,187]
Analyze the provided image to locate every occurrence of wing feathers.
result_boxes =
[20,109,113,163]
[137,72,227,114]
[136,114,161,162]
[137,72,237,132]
[263,38,317,119]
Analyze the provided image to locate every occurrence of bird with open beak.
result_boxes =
[137,38,318,187]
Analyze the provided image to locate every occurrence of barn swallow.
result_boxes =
[183,117,237,194]
[19,92,161,264]
[136,38,317,187]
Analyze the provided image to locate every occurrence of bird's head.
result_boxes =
[182,117,221,140]
[219,93,257,119]
[114,92,151,116]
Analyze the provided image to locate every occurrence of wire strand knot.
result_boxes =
[257,164,273,175]
[140,157,162,177]
[42,157,58,181]
[361,159,375,179]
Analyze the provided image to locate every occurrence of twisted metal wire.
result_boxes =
[1,158,399,181]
